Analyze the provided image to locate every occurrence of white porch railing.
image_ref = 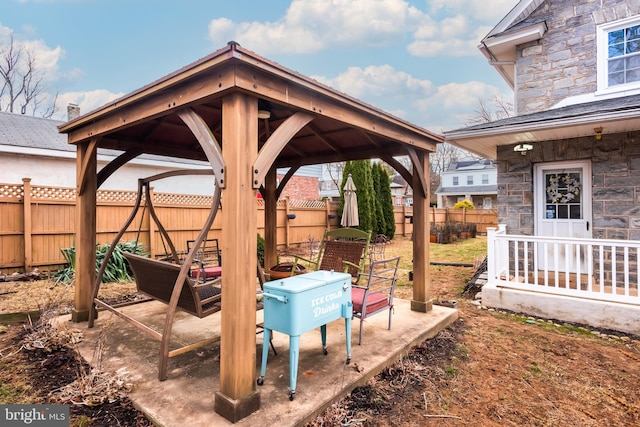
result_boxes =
[487,225,640,305]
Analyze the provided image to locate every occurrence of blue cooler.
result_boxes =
[257,270,352,400]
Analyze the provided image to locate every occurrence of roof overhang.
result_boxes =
[444,108,640,160]
[58,42,442,170]
[479,21,547,89]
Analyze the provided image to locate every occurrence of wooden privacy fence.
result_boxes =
[0,179,496,273]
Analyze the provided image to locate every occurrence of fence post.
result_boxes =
[325,199,331,230]
[22,178,33,272]
[148,187,155,258]
[402,204,407,237]
[285,197,291,249]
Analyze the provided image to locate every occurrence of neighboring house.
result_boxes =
[445,0,640,335]
[318,163,342,200]
[0,110,319,199]
[435,159,497,209]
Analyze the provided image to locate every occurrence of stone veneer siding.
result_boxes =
[516,0,640,115]
[497,130,640,240]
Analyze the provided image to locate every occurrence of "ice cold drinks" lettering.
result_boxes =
[311,290,343,318]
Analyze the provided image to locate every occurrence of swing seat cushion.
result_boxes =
[191,266,222,279]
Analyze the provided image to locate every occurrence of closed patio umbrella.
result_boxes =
[341,174,359,227]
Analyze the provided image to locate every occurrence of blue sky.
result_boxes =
[1,0,518,133]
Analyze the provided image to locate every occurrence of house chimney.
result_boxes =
[67,103,80,121]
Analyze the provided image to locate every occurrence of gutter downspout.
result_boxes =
[481,41,517,110]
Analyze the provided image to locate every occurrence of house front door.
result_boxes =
[534,160,592,273]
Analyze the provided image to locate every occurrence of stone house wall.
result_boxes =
[497,130,640,239]
[516,0,640,114]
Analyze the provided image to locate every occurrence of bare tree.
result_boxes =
[0,35,57,118]
[326,162,345,190]
[467,94,514,125]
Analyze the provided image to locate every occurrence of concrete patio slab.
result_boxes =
[70,299,457,426]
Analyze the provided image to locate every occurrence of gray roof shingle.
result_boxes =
[448,93,640,133]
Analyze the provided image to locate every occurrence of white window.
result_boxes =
[453,176,459,186]
[467,175,473,185]
[597,16,640,93]
[482,174,489,184]
[483,197,493,209]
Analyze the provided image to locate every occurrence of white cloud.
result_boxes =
[209,0,424,55]
[414,81,512,131]
[57,89,125,117]
[0,25,65,83]
[314,64,432,99]
[312,64,433,124]
[208,0,517,58]
[429,0,517,22]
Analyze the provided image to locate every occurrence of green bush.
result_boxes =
[257,233,266,267]
[53,240,146,285]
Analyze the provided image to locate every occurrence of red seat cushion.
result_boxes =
[191,266,222,279]
[352,288,389,315]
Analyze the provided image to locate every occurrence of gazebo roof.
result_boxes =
[58,41,442,167]
[59,42,442,423]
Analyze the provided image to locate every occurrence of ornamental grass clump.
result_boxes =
[54,240,146,285]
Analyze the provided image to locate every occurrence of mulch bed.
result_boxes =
[8,327,154,426]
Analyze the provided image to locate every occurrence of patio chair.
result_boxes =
[187,238,222,280]
[291,228,371,283]
[369,233,388,263]
[351,256,400,345]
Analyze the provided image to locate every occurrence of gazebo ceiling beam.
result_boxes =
[278,146,404,169]
[304,123,341,153]
[99,136,209,161]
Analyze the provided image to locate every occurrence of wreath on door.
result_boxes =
[546,174,580,204]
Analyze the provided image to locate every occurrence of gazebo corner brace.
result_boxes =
[176,107,226,189]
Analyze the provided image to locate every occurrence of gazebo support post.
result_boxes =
[214,93,261,422]
[73,138,98,322]
[411,150,432,313]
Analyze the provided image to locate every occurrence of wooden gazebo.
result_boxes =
[58,41,443,422]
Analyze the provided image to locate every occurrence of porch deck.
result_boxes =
[71,298,457,426]
[512,272,639,297]
[484,226,640,336]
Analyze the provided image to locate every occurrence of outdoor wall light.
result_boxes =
[258,109,271,120]
[287,213,296,220]
[594,126,603,140]
[513,144,533,155]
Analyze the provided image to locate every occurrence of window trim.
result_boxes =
[597,15,640,94]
